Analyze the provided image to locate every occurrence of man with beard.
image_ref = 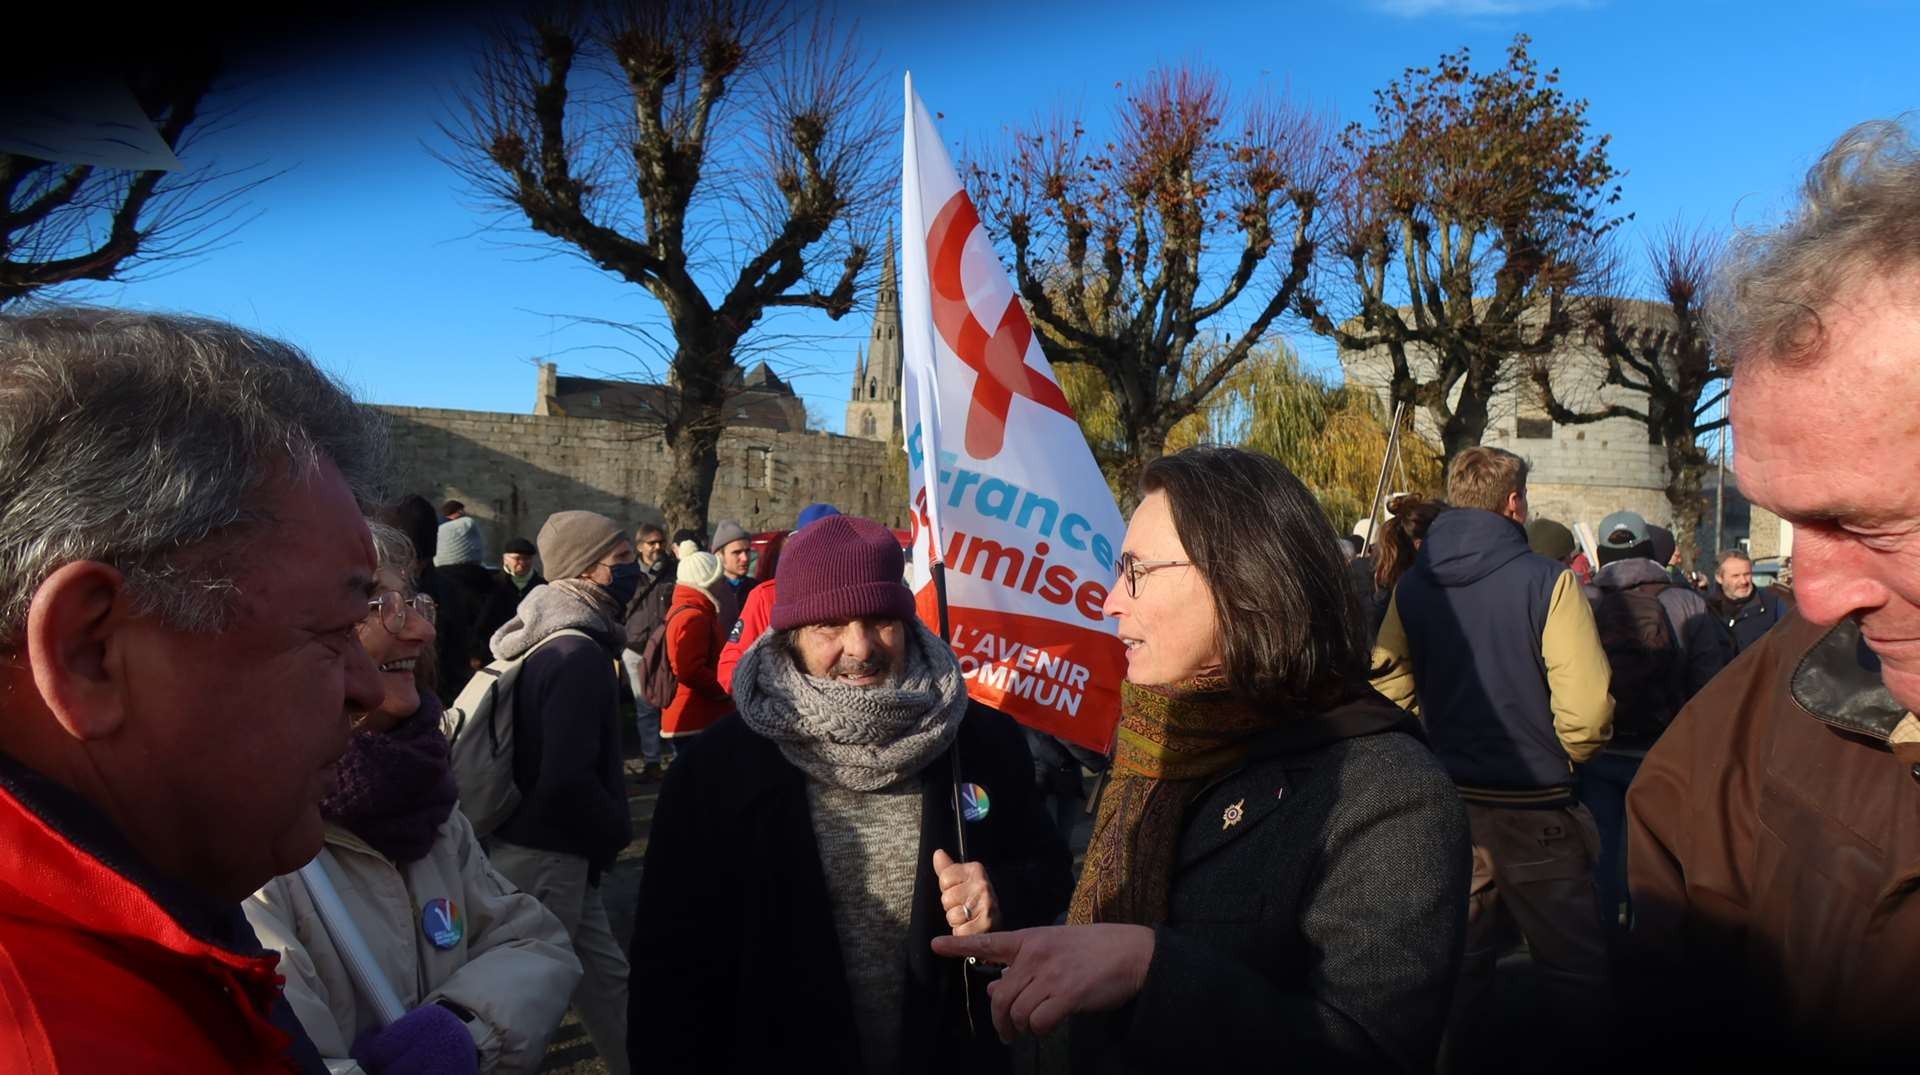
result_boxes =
[628,514,1071,1074]
[621,523,676,779]
[1627,119,1920,1067]
[1708,549,1792,655]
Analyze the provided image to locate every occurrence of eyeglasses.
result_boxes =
[366,591,437,635]
[1114,553,1193,598]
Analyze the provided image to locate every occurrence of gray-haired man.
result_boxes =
[0,309,387,1071]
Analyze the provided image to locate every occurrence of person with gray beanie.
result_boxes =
[629,515,1071,1075]
[484,510,636,1075]
[709,519,758,632]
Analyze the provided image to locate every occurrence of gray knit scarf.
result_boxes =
[734,619,970,791]
[490,577,619,661]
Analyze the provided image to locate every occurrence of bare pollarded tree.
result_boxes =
[966,66,1334,499]
[1297,35,1627,462]
[2,54,259,307]
[446,0,889,535]
[1528,226,1729,565]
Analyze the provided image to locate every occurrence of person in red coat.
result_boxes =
[715,503,841,694]
[662,545,733,741]
[0,310,392,1073]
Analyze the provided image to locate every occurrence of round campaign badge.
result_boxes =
[960,783,991,823]
[421,897,464,950]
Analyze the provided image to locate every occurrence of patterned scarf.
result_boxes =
[1067,676,1268,926]
[733,619,970,792]
[321,695,458,865]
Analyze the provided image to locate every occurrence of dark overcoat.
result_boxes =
[629,702,1074,1074]
[1075,695,1471,1073]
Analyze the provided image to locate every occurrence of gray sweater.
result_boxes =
[806,776,923,1075]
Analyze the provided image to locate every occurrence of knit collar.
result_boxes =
[732,620,969,792]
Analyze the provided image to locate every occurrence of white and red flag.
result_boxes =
[898,75,1125,754]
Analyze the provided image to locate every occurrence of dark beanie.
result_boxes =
[1526,518,1576,562]
[771,515,916,631]
[1647,525,1677,567]
[537,511,627,581]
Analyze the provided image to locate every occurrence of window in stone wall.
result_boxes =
[1516,417,1553,439]
[1515,380,1553,439]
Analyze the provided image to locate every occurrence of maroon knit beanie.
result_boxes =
[771,515,916,630]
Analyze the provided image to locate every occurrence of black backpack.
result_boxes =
[1590,579,1686,741]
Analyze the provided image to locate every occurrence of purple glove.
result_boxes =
[349,1004,479,1075]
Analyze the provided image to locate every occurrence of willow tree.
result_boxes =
[968,66,1333,495]
[1528,226,1729,565]
[1298,35,1626,462]
[446,1,887,535]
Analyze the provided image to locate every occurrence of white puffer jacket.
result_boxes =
[246,809,582,1074]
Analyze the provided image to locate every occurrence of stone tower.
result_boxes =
[846,234,901,442]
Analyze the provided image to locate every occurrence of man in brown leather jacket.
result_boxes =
[1625,119,1920,1069]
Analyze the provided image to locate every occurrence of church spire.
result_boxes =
[875,232,897,315]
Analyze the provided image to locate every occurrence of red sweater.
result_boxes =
[663,584,732,737]
[715,579,777,695]
[0,760,309,1073]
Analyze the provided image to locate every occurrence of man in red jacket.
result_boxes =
[0,310,390,1072]
[715,503,840,694]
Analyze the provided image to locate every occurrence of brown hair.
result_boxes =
[1374,496,1449,592]
[1140,447,1369,708]
[1446,446,1529,514]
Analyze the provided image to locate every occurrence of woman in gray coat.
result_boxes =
[934,447,1471,1073]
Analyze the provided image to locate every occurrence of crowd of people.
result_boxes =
[1,116,1919,1075]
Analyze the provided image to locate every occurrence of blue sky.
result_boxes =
[56,0,1920,434]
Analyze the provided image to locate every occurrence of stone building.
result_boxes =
[846,235,902,443]
[1338,300,1678,541]
[533,359,808,433]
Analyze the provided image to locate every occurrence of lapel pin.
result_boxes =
[960,783,991,823]
[1222,798,1245,830]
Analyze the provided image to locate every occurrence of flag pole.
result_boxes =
[1362,401,1407,552]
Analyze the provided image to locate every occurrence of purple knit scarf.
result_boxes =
[321,695,458,864]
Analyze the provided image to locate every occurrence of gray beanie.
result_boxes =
[433,516,484,567]
[537,510,628,581]
[710,520,750,553]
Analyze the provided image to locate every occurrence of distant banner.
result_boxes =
[899,75,1124,754]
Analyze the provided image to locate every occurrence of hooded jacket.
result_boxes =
[0,754,325,1074]
[1372,508,1615,802]
[487,583,632,873]
[663,583,732,737]
[245,810,582,1074]
[1625,613,1920,1066]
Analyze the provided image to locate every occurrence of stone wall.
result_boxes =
[374,405,906,556]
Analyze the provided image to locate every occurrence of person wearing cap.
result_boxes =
[1370,446,1614,1071]
[477,537,545,647]
[714,502,841,694]
[1580,510,1732,943]
[483,510,637,1075]
[436,512,493,606]
[621,523,678,781]
[628,515,1072,1075]
[661,542,733,741]
[709,519,758,632]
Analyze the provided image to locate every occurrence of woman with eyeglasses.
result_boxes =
[933,447,1470,1073]
[246,522,582,1075]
